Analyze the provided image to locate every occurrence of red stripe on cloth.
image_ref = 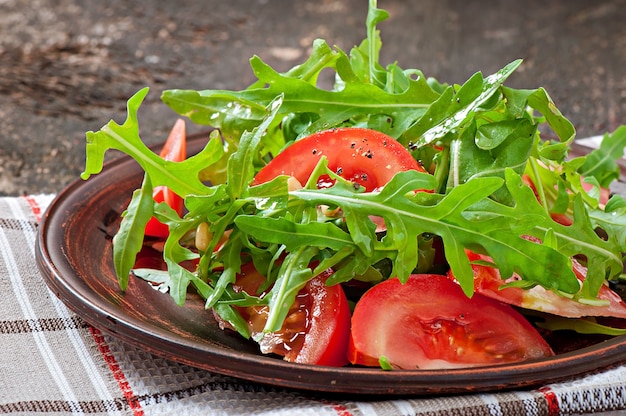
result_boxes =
[331,403,353,416]
[23,195,43,222]
[89,325,144,415]
[314,399,353,416]
[538,386,560,416]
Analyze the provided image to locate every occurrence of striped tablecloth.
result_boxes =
[2,193,626,415]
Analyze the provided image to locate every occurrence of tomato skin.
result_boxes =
[253,127,424,191]
[227,264,351,366]
[145,119,187,238]
[348,274,553,370]
[457,249,626,319]
[289,273,351,366]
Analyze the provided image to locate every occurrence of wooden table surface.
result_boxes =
[0,0,624,195]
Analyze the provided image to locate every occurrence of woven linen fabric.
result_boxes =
[1,193,626,416]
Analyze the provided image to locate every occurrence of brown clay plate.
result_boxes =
[35,136,626,396]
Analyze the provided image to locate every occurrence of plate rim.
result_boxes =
[34,136,626,396]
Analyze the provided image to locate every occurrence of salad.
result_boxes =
[82,1,626,370]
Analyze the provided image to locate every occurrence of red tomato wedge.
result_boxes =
[348,274,554,369]
[455,249,626,319]
[221,263,351,366]
[145,119,187,238]
[253,127,425,191]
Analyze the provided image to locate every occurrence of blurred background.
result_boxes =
[0,0,624,196]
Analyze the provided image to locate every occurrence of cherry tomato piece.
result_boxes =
[253,127,424,191]
[145,119,187,238]
[348,274,554,369]
[455,249,626,319]
[225,263,351,366]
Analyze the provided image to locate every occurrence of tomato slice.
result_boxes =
[455,249,626,319]
[253,127,424,191]
[145,119,187,238]
[223,263,351,366]
[348,274,554,369]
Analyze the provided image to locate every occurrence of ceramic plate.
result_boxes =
[35,136,626,396]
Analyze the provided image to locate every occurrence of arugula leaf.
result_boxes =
[403,60,522,147]
[447,119,535,203]
[578,126,626,188]
[592,194,626,253]
[379,356,394,371]
[112,173,154,290]
[235,216,356,251]
[204,231,244,308]
[536,315,626,336]
[213,303,251,339]
[162,52,439,140]
[364,0,390,86]
[132,268,170,293]
[528,88,576,153]
[263,245,319,332]
[161,217,202,304]
[226,95,283,199]
[83,87,223,198]
[468,171,622,294]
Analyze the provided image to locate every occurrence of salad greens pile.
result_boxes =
[82,0,626,337]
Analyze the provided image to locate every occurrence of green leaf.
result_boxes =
[403,59,523,147]
[112,173,154,290]
[448,119,535,200]
[578,126,626,188]
[498,171,622,297]
[183,186,230,218]
[161,217,202,305]
[205,234,244,308]
[365,0,389,86]
[537,316,626,336]
[379,356,394,371]
[163,260,195,306]
[342,204,378,256]
[264,246,318,332]
[475,119,535,151]
[162,44,440,142]
[235,215,356,251]
[277,39,340,85]
[132,268,171,293]
[83,88,224,197]
[593,199,626,253]
[152,201,183,226]
[226,95,284,199]
[527,88,576,147]
[213,303,251,339]
[500,86,535,118]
